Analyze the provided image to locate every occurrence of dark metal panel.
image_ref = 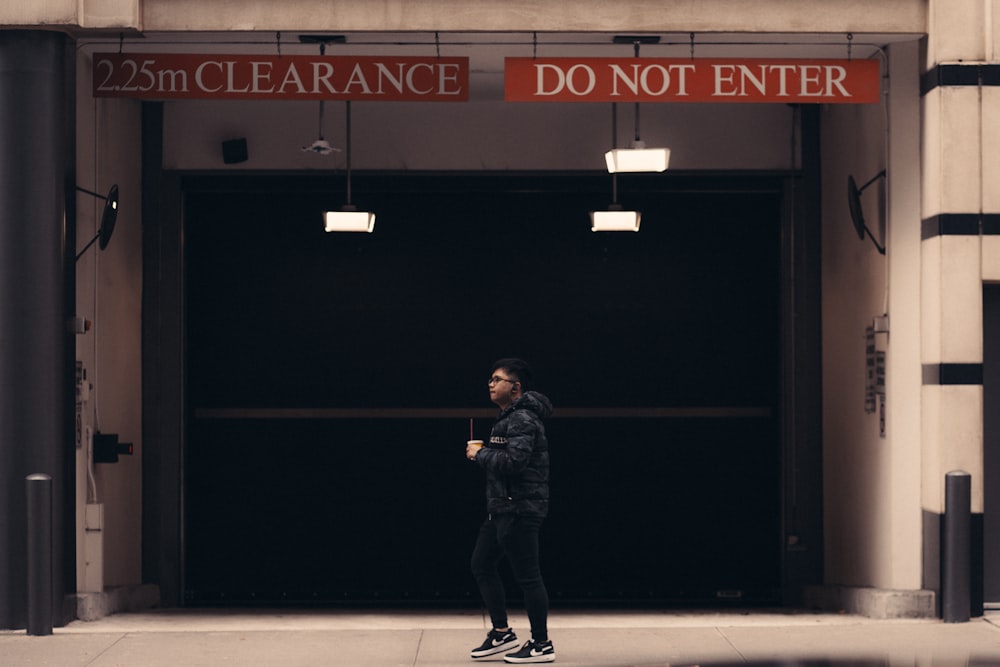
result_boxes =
[983,285,1000,603]
[780,105,824,606]
[141,102,185,607]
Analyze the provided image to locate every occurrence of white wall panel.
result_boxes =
[941,236,985,361]
[921,385,984,513]
[928,0,987,64]
[983,87,1000,212]
[921,236,984,363]
[939,87,983,214]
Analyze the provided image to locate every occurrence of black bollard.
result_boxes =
[26,474,53,636]
[942,470,971,623]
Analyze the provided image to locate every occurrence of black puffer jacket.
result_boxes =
[476,390,553,517]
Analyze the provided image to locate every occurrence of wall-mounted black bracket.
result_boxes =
[93,432,133,463]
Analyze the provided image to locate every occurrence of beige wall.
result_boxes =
[820,42,923,590]
[883,41,925,590]
[160,99,798,172]
[1,0,926,34]
[0,0,139,29]
[75,49,144,591]
[142,0,924,33]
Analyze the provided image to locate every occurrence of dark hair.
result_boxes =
[491,358,534,392]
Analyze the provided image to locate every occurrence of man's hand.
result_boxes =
[466,442,483,461]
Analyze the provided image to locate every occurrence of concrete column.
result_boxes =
[0,30,75,630]
[920,0,995,615]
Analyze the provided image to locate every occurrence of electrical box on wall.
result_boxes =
[85,503,103,531]
[93,432,133,463]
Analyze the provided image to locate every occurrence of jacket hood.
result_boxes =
[509,390,553,419]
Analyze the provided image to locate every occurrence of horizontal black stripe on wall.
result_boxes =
[922,363,984,385]
[921,63,1000,95]
[922,214,1000,239]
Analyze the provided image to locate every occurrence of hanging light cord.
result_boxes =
[610,103,619,204]
[633,40,642,143]
[345,99,353,206]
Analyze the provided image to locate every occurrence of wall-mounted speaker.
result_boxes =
[222,138,248,164]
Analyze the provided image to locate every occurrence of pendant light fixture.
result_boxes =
[604,37,670,174]
[591,103,641,232]
[604,103,670,173]
[302,99,340,156]
[590,203,641,232]
[301,39,342,156]
[324,100,375,233]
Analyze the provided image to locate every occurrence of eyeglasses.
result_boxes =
[488,376,517,386]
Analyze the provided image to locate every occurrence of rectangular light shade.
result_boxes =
[590,209,641,232]
[604,147,670,173]
[324,210,375,233]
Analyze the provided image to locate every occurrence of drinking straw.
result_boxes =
[469,417,474,440]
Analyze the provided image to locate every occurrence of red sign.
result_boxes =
[93,53,469,101]
[505,57,880,103]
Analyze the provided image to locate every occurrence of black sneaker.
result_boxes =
[503,639,555,663]
[471,629,519,659]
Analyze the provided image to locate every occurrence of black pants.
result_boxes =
[470,514,549,642]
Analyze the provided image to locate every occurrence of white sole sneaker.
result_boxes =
[471,635,520,659]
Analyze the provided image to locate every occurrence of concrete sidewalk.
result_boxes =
[2,608,1000,667]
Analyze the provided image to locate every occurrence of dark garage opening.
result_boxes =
[182,172,782,606]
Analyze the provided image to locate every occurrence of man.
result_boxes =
[466,358,555,664]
